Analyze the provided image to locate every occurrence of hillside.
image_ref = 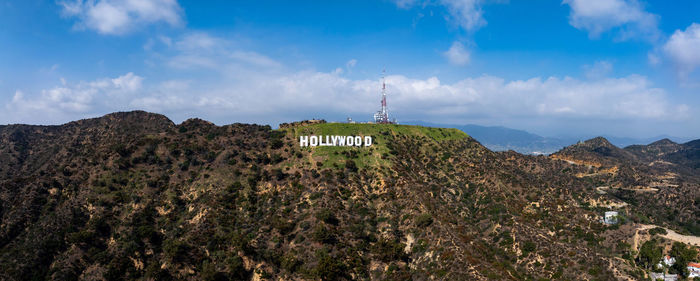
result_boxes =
[0,111,698,280]
[551,137,700,236]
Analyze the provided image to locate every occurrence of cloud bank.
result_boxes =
[3,33,688,133]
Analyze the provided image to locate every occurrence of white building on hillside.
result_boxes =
[689,262,700,278]
[650,272,678,281]
[602,211,619,224]
[658,256,676,267]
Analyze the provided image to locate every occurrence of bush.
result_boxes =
[648,227,667,236]
[281,253,302,273]
[415,213,433,228]
[226,256,250,280]
[372,238,408,262]
[313,249,346,280]
[312,225,336,244]
[272,217,295,235]
[316,209,339,225]
[272,168,286,180]
[345,159,358,172]
[164,239,192,263]
[521,241,536,256]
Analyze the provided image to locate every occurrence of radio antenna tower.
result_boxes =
[374,68,392,124]
[381,68,388,123]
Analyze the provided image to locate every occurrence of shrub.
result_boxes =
[227,256,249,280]
[415,213,433,228]
[372,238,408,262]
[521,241,536,256]
[281,253,302,273]
[648,227,667,236]
[316,208,339,225]
[345,159,358,172]
[312,225,336,244]
[313,249,346,280]
[272,168,286,180]
[164,239,192,263]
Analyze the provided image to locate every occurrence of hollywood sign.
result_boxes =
[299,135,372,147]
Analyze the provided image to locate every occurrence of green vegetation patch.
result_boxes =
[280,122,468,169]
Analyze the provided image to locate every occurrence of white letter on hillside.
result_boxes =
[310,136,318,147]
[364,136,372,146]
[331,135,339,146]
[338,136,346,146]
[354,136,362,147]
[300,136,308,147]
[346,136,354,146]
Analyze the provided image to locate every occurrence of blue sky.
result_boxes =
[1,0,699,139]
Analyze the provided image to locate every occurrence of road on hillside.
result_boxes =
[638,224,700,247]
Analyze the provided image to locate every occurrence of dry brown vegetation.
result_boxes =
[0,111,697,280]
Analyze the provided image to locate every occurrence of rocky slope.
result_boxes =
[0,111,697,280]
[551,137,700,237]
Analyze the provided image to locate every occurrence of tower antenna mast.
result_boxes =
[373,68,394,124]
[381,68,388,123]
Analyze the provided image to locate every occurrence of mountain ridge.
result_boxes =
[0,112,698,280]
[405,121,694,155]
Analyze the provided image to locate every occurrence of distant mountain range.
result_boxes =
[406,121,692,155]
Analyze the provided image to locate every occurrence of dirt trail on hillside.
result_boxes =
[638,224,700,246]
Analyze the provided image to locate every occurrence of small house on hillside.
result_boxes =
[689,262,700,278]
[650,272,678,281]
[658,255,676,267]
[602,211,619,224]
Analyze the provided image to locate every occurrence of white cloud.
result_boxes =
[439,0,485,32]
[393,0,417,9]
[58,0,183,35]
[165,33,282,72]
[443,41,471,65]
[230,51,282,69]
[563,0,659,41]
[662,23,700,77]
[346,59,357,69]
[175,32,222,51]
[647,52,661,66]
[583,60,613,79]
[6,73,143,123]
[391,0,486,32]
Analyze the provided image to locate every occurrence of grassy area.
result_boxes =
[279,122,468,169]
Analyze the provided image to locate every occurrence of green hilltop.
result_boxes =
[279,122,469,170]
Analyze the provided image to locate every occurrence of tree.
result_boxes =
[638,240,663,270]
[314,249,346,280]
[669,242,698,278]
